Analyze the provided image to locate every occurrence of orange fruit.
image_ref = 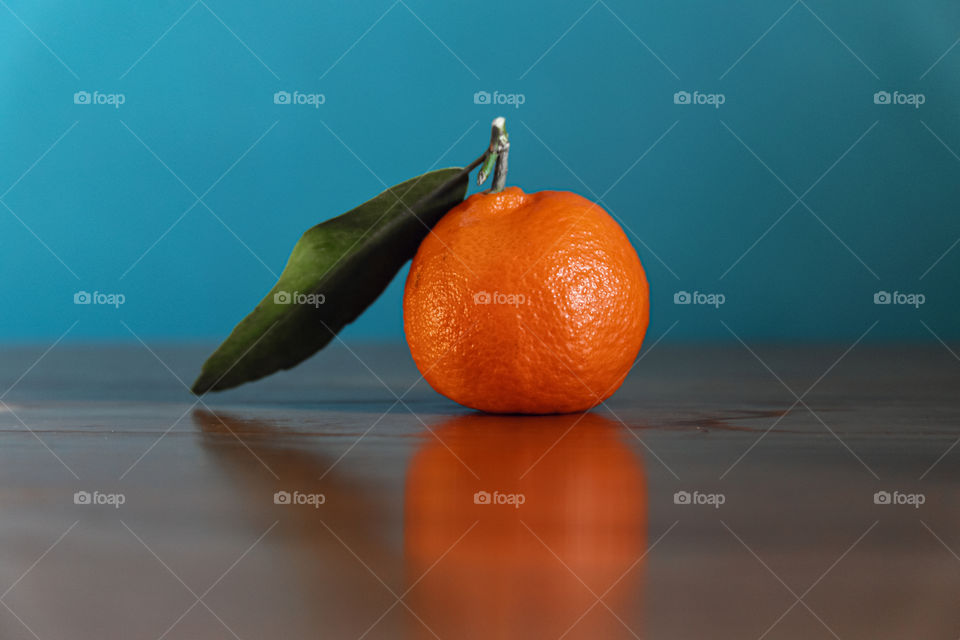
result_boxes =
[403,186,649,414]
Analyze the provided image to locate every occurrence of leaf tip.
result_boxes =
[190,371,217,395]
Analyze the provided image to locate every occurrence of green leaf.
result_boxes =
[191,167,469,394]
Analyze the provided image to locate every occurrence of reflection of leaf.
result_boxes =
[192,168,469,393]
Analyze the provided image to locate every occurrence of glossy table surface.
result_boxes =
[1,342,958,639]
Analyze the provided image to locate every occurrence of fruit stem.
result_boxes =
[477,117,509,193]
[396,124,503,221]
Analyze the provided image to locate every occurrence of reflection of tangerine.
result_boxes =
[403,187,650,414]
[404,413,647,639]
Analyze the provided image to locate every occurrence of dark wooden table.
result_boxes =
[1,342,958,639]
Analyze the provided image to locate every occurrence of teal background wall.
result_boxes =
[1,0,958,343]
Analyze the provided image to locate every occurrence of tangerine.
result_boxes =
[403,186,649,414]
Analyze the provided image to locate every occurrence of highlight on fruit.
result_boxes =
[192,117,649,414]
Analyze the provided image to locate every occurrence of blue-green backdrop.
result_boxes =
[1,0,958,343]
